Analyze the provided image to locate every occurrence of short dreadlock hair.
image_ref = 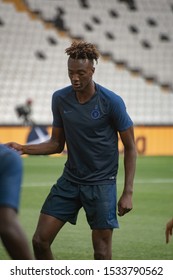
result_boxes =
[65,41,100,64]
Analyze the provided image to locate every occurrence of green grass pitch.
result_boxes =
[0,155,173,260]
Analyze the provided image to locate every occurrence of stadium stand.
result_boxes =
[0,0,173,125]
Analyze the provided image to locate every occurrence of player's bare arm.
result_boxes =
[118,126,137,216]
[6,127,65,155]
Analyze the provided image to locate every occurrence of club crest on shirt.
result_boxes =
[91,105,100,119]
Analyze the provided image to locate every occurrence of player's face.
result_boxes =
[68,58,95,92]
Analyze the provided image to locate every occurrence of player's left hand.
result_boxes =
[117,192,133,216]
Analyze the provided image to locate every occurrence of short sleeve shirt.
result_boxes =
[52,83,133,184]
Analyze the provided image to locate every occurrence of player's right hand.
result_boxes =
[5,142,23,154]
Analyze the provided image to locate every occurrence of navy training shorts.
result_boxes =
[0,145,23,211]
[41,176,119,229]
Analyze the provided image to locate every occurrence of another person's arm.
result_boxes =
[165,218,173,243]
[6,127,65,155]
[117,126,137,216]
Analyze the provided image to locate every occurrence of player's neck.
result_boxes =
[76,82,96,104]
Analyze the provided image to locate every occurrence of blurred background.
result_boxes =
[0,0,173,155]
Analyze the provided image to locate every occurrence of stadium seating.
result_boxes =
[0,0,173,125]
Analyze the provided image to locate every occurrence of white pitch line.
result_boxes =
[133,179,173,184]
[23,178,173,187]
[23,182,53,187]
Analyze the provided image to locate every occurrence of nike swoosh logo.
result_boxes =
[64,110,72,114]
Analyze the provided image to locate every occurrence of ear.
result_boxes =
[92,67,95,74]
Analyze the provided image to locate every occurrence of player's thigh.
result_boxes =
[81,184,119,229]
[33,213,65,245]
[41,177,82,225]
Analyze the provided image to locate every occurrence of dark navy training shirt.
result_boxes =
[52,83,133,185]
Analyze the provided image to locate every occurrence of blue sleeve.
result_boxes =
[51,92,63,128]
[110,94,133,131]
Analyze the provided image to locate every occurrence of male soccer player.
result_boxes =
[6,41,137,260]
[0,144,33,259]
